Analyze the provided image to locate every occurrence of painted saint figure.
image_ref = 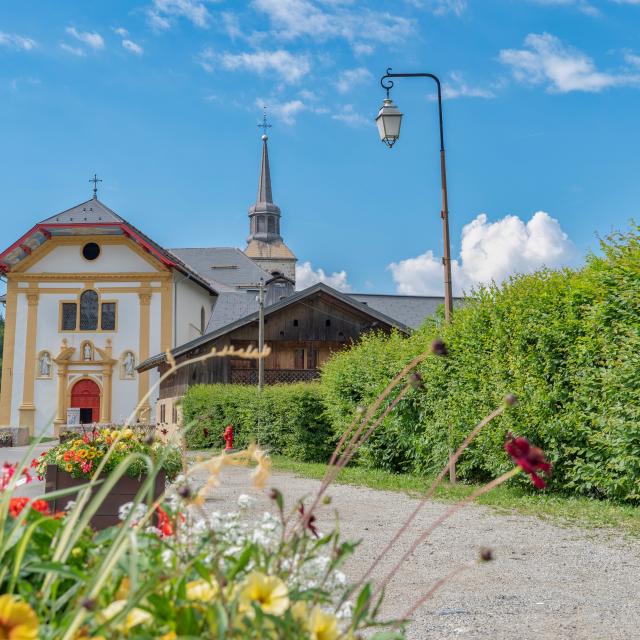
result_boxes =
[123,352,135,378]
[38,351,51,377]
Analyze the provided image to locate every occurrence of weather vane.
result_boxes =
[257,106,272,137]
[89,173,102,199]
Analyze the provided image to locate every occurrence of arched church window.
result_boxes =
[79,290,99,330]
[257,216,266,233]
[268,217,276,234]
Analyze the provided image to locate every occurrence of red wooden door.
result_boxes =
[70,379,101,423]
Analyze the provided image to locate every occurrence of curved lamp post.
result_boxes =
[376,68,454,323]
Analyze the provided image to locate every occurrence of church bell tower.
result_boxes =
[244,124,296,283]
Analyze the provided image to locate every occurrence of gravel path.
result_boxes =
[195,464,640,640]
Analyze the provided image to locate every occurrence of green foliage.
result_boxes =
[321,226,640,502]
[182,383,335,462]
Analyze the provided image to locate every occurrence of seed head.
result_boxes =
[177,484,192,499]
[504,393,518,407]
[144,433,155,446]
[479,547,494,562]
[431,338,448,357]
[409,372,424,390]
[355,405,365,415]
[81,598,96,611]
[321,495,332,505]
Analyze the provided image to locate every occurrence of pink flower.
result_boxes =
[81,461,93,474]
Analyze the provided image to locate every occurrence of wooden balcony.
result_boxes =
[230,368,320,385]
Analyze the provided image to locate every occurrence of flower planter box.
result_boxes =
[45,464,166,530]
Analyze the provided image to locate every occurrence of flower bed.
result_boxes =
[33,427,182,481]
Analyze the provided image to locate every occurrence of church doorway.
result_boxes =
[70,379,101,424]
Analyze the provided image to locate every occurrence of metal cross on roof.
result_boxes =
[89,173,102,199]
[257,107,272,136]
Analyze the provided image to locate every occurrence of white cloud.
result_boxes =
[122,39,144,55]
[66,27,105,50]
[114,27,129,37]
[252,0,414,45]
[296,261,351,292]
[255,97,307,124]
[624,50,640,67]
[9,76,40,91]
[438,71,496,99]
[147,0,215,30]
[218,49,311,83]
[335,67,372,93]
[388,211,575,296]
[529,0,600,16]
[352,42,374,56]
[431,0,468,16]
[0,32,37,51]
[331,104,369,127]
[500,32,640,93]
[60,43,86,57]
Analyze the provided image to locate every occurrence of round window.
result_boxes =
[82,242,100,261]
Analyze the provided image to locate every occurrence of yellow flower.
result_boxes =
[99,600,152,632]
[237,571,289,617]
[308,606,339,640]
[0,594,39,640]
[115,577,130,600]
[87,450,96,459]
[122,428,134,439]
[159,633,177,640]
[251,447,272,489]
[186,578,218,602]
[66,463,73,472]
[292,600,309,623]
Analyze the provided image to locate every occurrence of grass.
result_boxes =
[272,455,640,537]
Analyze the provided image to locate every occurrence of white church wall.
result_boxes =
[10,292,27,427]
[25,243,157,274]
[34,378,58,437]
[174,275,214,346]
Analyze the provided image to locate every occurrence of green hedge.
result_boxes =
[321,226,640,502]
[182,383,335,463]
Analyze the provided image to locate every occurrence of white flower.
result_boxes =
[160,548,173,566]
[118,502,147,524]
[237,494,254,510]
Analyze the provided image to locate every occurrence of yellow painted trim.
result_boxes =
[161,279,172,352]
[0,279,18,425]
[137,290,152,421]
[18,290,39,435]
[57,289,119,333]
[12,234,172,274]
[17,272,172,283]
[31,286,162,294]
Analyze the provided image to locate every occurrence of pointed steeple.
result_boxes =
[245,124,297,284]
[247,132,282,243]
[256,134,273,205]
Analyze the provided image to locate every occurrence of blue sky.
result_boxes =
[0,0,639,296]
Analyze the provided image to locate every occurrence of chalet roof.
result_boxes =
[137,282,410,372]
[168,247,271,291]
[350,293,463,330]
[0,198,217,294]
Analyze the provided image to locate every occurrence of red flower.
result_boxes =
[8,497,29,517]
[505,434,551,489]
[1,463,33,490]
[156,506,174,537]
[298,503,319,538]
[8,497,51,518]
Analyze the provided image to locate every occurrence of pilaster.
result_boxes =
[18,290,39,435]
[0,279,17,425]
[137,290,152,421]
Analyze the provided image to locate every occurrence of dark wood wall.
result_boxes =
[159,292,392,399]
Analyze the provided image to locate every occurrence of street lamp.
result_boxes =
[376,67,454,323]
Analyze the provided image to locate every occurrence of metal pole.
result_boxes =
[258,279,265,391]
[379,69,454,322]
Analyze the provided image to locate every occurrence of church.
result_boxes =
[0,131,450,437]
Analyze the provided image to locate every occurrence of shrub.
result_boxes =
[321,226,640,502]
[182,383,335,462]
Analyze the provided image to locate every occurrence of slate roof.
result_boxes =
[138,282,410,371]
[206,291,261,332]
[40,198,124,225]
[168,247,271,291]
[350,294,463,330]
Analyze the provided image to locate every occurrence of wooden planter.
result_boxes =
[45,464,166,530]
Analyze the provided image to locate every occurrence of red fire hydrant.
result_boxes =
[223,424,234,451]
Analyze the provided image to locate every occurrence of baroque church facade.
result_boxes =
[0,132,447,437]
